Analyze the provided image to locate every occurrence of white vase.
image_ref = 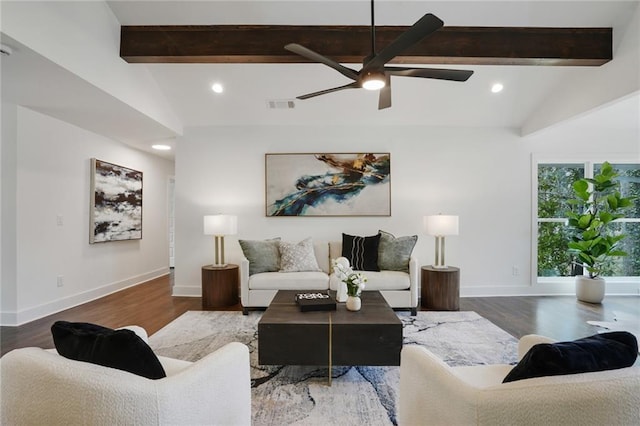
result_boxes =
[346,296,361,312]
[336,281,348,303]
[575,276,605,304]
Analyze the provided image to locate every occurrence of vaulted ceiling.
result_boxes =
[109,0,638,130]
[2,1,638,158]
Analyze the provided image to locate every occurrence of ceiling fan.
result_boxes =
[285,0,474,109]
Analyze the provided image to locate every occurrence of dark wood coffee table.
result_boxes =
[258,290,403,369]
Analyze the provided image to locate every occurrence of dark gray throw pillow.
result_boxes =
[341,233,381,271]
[377,230,417,272]
[51,321,166,380]
[239,238,281,275]
[503,331,638,383]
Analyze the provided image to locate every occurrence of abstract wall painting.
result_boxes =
[90,158,143,243]
[265,153,391,217]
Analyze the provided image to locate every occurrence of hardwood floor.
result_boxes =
[460,295,638,342]
[1,273,638,356]
[1,274,199,356]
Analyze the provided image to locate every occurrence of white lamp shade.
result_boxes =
[424,215,459,236]
[203,215,237,236]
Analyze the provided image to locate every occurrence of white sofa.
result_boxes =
[240,240,418,315]
[398,334,640,426]
[1,327,252,426]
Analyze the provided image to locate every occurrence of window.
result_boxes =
[536,161,640,279]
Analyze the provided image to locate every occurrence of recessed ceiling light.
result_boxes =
[491,83,504,93]
[211,83,224,93]
[152,144,171,151]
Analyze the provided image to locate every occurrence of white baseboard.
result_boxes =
[459,281,640,297]
[0,311,18,327]
[1,268,170,326]
[4,274,635,325]
[172,284,201,297]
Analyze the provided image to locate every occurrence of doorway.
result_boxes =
[168,176,175,269]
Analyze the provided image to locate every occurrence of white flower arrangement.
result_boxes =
[332,257,367,297]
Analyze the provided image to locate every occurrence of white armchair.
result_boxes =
[1,328,251,425]
[398,334,640,426]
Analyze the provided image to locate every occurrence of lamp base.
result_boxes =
[431,264,450,269]
[212,235,228,269]
[433,236,450,270]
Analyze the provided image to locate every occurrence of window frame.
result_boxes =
[531,154,640,286]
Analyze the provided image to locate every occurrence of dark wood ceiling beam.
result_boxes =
[120,25,612,66]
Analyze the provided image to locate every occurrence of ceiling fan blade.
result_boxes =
[364,13,443,71]
[385,67,474,82]
[285,43,359,81]
[378,75,391,110]
[296,82,360,100]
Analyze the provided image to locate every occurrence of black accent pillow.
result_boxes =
[51,321,166,380]
[341,233,381,271]
[503,331,638,383]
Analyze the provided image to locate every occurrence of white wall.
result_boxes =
[0,106,174,325]
[1,102,18,316]
[1,0,182,136]
[174,124,639,298]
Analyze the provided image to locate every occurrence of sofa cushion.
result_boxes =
[330,270,410,291]
[313,240,331,274]
[341,233,381,271]
[239,238,281,275]
[51,321,166,380]
[279,237,322,272]
[377,230,417,273]
[503,331,638,383]
[329,241,342,261]
[249,271,330,290]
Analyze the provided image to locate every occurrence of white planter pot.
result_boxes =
[575,276,605,304]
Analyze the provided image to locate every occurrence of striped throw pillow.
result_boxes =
[341,233,381,271]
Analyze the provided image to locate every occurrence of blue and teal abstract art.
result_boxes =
[265,153,391,216]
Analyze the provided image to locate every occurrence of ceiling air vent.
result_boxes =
[267,99,296,110]
[1,44,13,56]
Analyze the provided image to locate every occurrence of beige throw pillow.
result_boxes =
[279,238,322,272]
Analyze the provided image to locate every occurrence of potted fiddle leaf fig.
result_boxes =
[566,162,634,303]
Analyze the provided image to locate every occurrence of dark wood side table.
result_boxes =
[421,266,460,311]
[201,264,239,309]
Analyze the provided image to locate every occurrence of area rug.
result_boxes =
[149,311,518,426]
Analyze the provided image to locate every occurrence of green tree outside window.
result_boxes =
[537,162,639,278]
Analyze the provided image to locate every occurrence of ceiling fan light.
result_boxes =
[363,78,385,90]
[362,71,386,90]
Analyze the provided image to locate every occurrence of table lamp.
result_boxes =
[204,214,237,267]
[424,214,459,268]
